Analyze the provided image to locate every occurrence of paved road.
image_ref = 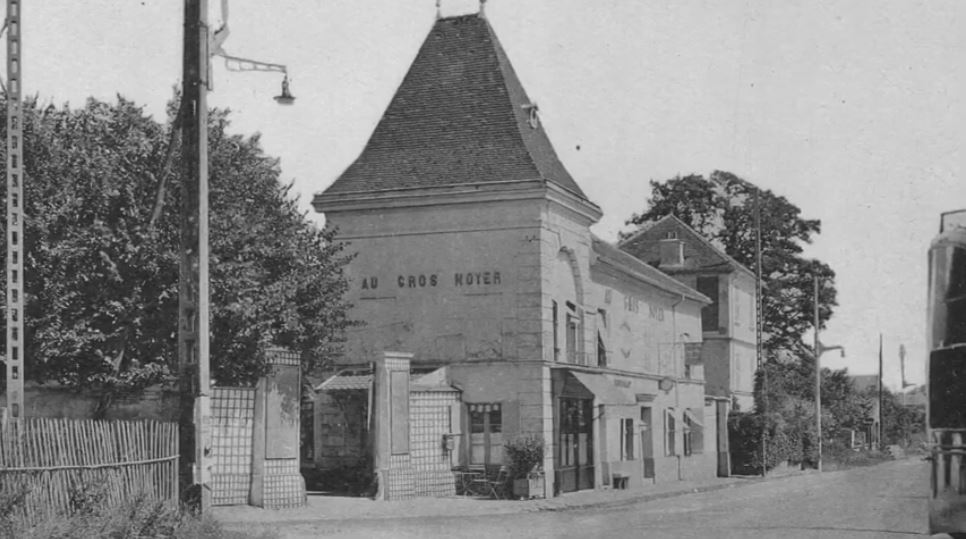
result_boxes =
[259,459,930,538]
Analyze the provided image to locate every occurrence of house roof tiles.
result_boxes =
[592,235,711,304]
[320,14,587,200]
[619,215,755,277]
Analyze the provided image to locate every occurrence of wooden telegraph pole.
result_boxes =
[4,0,24,424]
[813,276,822,472]
[878,334,883,448]
[179,0,212,511]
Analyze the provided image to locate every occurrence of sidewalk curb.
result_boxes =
[217,479,764,528]
[532,477,763,514]
[219,470,826,527]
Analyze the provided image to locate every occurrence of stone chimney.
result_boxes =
[658,236,684,267]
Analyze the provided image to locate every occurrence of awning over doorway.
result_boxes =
[567,371,632,406]
[684,408,704,427]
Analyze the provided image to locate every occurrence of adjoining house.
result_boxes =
[310,11,722,497]
[619,215,759,412]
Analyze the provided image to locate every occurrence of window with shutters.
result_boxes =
[597,331,607,368]
[683,408,704,456]
[665,408,677,456]
[620,418,634,460]
[552,301,560,361]
[566,313,578,363]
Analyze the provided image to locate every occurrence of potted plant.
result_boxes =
[505,435,545,500]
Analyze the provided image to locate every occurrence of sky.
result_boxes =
[22,0,966,390]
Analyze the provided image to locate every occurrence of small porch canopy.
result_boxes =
[315,366,459,393]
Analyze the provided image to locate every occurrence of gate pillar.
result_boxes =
[372,351,414,500]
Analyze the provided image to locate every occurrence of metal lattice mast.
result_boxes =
[4,0,23,423]
[755,188,766,475]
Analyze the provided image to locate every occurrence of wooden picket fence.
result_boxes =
[0,417,179,523]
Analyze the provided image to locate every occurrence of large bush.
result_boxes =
[728,410,815,474]
[504,435,544,480]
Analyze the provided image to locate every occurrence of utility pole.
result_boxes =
[878,333,883,448]
[813,276,822,472]
[4,0,24,424]
[813,274,844,472]
[176,0,292,510]
[179,0,212,511]
[755,188,766,476]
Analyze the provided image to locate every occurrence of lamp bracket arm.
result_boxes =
[217,54,287,74]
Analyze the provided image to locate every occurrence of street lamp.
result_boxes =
[813,274,845,472]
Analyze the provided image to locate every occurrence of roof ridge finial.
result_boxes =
[479,0,487,18]
[436,0,441,19]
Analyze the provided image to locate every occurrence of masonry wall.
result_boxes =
[329,199,544,366]
[729,272,758,346]
[701,339,732,399]
[8,384,179,421]
[588,270,705,378]
[596,379,716,488]
[731,340,757,411]
[447,361,552,485]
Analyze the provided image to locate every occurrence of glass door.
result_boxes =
[556,398,594,493]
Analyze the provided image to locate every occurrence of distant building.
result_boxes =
[900,384,927,409]
[312,12,723,496]
[619,215,759,411]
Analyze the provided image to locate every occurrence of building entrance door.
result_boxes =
[556,398,594,493]
[641,406,655,479]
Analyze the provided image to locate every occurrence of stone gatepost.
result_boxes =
[249,349,307,508]
[372,351,415,500]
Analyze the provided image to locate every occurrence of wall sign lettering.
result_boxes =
[360,270,503,290]
[454,271,501,287]
[397,274,438,288]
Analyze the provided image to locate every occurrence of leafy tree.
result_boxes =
[1,96,352,412]
[874,386,926,448]
[624,171,837,354]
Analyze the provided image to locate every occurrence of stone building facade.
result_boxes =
[620,215,759,412]
[313,12,720,495]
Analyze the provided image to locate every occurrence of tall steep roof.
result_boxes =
[320,13,588,200]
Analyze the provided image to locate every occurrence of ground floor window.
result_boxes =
[665,408,676,456]
[469,403,503,465]
[683,408,704,456]
[620,417,634,460]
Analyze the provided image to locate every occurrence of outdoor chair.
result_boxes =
[454,468,484,496]
[468,465,508,499]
